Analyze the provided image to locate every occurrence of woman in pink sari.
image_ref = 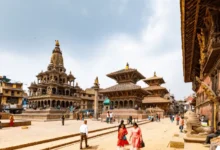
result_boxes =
[129,123,142,150]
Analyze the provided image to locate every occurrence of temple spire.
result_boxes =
[125,62,129,70]
[55,40,60,46]
[94,76,99,85]
[154,71,156,77]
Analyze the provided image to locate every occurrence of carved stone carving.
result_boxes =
[184,110,212,137]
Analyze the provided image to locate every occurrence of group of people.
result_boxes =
[117,120,144,150]
[106,111,114,124]
[79,119,144,150]
[175,115,184,132]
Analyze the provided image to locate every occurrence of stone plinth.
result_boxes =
[14,108,70,121]
[169,135,184,148]
[183,135,206,143]
[1,120,31,128]
[0,112,10,119]
[100,109,147,120]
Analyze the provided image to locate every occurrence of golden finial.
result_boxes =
[154,71,156,77]
[55,40,60,46]
[95,76,99,85]
[125,62,129,70]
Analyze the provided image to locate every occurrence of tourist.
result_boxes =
[77,113,79,121]
[179,116,184,132]
[61,114,65,126]
[110,112,113,123]
[158,114,160,122]
[9,115,14,127]
[80,113,82,120]
[176,115,180,125]
[79,120,89,149]
[128,116,133,124]
[129,123,143,150]
[204,122,220,144]
[106,111,110,123]
[118,120,125,131]
[170,114,173,122]
[156,114,158,122]
[117,124,129,150]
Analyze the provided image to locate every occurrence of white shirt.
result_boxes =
[80,124,88,136]
[110,113,113,118]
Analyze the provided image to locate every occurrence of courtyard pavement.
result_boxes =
[0,119,118,148]
[58,118,209,150]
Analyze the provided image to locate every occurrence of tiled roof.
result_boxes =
[143,86,167,91]
[142,96,170,104]
[143,76,164,81]
[107,68,145,79]
[100,83,143,93]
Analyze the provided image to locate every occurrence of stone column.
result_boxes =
[92,77,100,120]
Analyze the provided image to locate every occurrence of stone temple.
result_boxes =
[15,40,104,120]
[100,63,171,119]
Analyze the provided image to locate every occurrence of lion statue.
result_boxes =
[184,110,212,137]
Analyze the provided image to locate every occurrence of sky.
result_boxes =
[0,0,193,100]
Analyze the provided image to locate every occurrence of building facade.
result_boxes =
[181,0,220,129]
[0,76,24,113]
[28,41,104,112]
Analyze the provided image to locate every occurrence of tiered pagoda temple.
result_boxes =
[142,72,171,114]
[28,41,104,112]
[100,63,150,119]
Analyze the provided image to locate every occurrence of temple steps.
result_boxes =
[0,120,150,150]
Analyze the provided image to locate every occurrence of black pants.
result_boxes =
[205,133,218,144]
[62,120,64,126]
[80,133,88,148]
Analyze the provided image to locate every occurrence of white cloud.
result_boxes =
[0,0,193,100]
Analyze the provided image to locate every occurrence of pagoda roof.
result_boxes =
[143,76,165,82]
[107,68,145,78]
[142,96,171,104]
[100,82,148,93]
[143,86,168,92]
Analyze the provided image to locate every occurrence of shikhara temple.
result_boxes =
[100,63,171,119]
[28,40,104,113]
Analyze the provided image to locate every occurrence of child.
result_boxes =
[179,117,184,132]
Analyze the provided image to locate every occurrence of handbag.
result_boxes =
[123,135,127,140]
[141,140,145,148]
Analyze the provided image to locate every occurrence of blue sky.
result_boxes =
[0,0,193,100]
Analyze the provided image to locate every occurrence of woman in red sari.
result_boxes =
[9,115,14,127]
[129,123,142,150]
[117,124,129,150]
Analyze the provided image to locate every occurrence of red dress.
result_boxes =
[117,128,129,147]
[131,127,142,148]
[10,116,14,127]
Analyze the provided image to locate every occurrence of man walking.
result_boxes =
[80,120,89,149]
[61,114,65,126]
[110,112,113,124]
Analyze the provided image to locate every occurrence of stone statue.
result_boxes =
[184,110,212,137]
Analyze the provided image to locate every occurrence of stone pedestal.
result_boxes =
[169,134,184,148]
[100,109,147,121]
[14,108,69,121]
